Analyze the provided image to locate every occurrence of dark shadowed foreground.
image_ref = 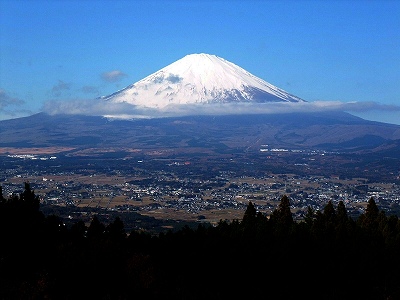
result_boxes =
[1,183,400,299]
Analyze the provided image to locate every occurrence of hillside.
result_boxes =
[1,111,400,155]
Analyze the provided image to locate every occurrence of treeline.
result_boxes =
[1,183,400,299]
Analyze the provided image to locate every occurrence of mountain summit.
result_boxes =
[101,53,306,108]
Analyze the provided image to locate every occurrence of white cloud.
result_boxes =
[81,85,100,94]
[0,89,33,120]
[42,98,400,122]
[101,70,127,82]
[0,89,25,109]
[51,80,71,97]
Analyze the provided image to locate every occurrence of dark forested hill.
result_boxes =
[1,111,400,155]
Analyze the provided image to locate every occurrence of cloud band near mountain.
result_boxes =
[42,98,400,120]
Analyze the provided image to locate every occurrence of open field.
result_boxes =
[0,147,76,155]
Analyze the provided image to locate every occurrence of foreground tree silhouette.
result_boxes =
[358,197,380,231]
[0,182,44,241]
[336,200,348,224]
[2,183,400,299]
[0,182,50,299]
[105,216,126,241]
[242,200,257,224]
[269,195,293,236]
[19,181,40,211]
[69,219,87,240]
[86,215,105,239]
[241,201,269,240]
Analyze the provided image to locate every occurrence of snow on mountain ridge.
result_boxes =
[102,53,306,108]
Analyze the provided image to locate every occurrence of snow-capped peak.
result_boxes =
[102,53,306,108]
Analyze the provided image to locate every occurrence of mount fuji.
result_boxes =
[2,54,400,155]
[101,53,305,109]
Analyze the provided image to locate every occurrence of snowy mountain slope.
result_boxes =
[101,53,306,108]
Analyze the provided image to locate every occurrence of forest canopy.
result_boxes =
[1,183,400,299]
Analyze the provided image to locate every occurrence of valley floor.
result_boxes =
[1,149,399,232]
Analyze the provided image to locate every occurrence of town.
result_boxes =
[1,147,400,232]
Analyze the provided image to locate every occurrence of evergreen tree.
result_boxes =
[19,182,40,211]
[365,197,379,220]
[359,197,380,231]
[105,216,126,241]
[336,200,348,223]
[271,194,293,226]
[70,220,87,240]
[270,195,293,237]
[323,200,336,224]
[0,186,4,202]
[242,201,257,224]
[310,209,325,239]
[86,215,105,239]
[321,200,337,241]
[303,206,315,227]
[335,200,351,241]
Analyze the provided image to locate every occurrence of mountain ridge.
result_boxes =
[1,111,400,156]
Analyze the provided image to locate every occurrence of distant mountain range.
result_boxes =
[1,111,400,156]
[1,53,400,155]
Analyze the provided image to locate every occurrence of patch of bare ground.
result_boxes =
[140,208,246,225]
[0,147,76,155]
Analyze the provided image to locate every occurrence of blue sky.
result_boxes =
[1,0,399,124]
